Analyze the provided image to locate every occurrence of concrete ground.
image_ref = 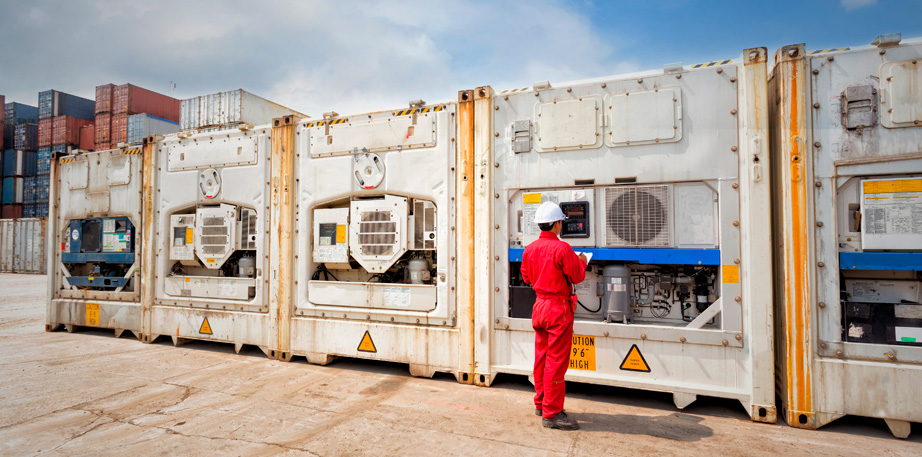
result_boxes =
[1,274,920,456]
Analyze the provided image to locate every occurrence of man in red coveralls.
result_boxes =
[521,201,588,430]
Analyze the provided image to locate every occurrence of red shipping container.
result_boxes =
[95,83,115,114]
[111,113,128,146]
[95,113,111,145]
[2,204,23,219]
[113,84,180,121]
[79,124,95,150]
[52,116,93,146]
[38,118,53,147]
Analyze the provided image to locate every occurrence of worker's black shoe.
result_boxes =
[535,407,542,416]
[542,412,579,430]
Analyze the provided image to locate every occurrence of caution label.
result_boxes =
[86,303,99,327]
[336,225,347,243]
[619,344,651,372]
[722,265,740,284]
[523,193,542,204]
[569,335,596,371]
[357,330,377,353]
[199,318,213,335]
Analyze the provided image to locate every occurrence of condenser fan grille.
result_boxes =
[358,210,396,256]
[201,216,230,255]
[605,186,670,246]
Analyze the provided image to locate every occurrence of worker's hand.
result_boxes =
[578,253,588,264]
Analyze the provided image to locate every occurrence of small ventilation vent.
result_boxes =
[412,200,437,250]
[238,208,257,250]
[358,210,396,256]
[604,185,671,247]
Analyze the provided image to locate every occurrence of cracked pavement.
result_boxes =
[1,273,920,456]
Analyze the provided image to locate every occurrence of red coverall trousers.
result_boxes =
[532,295,575,418]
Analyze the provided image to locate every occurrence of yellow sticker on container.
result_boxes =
[357,330,377,353]
[864,179,922,194]
[186,228,194,244]
[86,303,99,327]
[569,335,596,371]
[619,344,651,372]
[185,277,190,282]
[336,225,346,243]
[199,318,212,335]
[523,193,542,204]
[206,258,215,264]
[723,265,740,284]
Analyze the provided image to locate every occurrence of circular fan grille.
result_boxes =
[608,190,667,244]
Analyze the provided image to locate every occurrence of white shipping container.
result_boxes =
[126,114,178,145]
[179,89,306,132]
[0,218,46,274]
[770,35,922,438]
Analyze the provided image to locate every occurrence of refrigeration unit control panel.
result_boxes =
[61,217,136,289]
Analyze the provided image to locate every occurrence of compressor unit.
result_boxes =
[61,217,135,289]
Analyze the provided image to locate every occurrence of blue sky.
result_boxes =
[1,0,920,116]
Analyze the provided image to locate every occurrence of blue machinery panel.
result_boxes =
[62,252,135,264]
[507,248,721,265]
[839,252,922,271]
[66,276,130,288]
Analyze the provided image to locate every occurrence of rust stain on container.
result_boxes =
[457,90,476,383]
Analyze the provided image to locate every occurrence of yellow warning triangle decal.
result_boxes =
[619,344,651,372]
[357,330,377,353]
[199,318,213,335]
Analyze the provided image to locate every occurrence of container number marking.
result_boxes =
[86,303,99,327]
[619,344,651,372]
[569,335,596,371]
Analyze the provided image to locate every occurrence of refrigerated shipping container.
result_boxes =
[14,124,38,150]
[52,116,93,146]
[113,84,180,121]
[79,124,95,150]
[179,89,305,132]
[95,84,115,114]
[37,118,52,147]
[126,114,178,144]
[38,90,94,121]
[0,218,46,274]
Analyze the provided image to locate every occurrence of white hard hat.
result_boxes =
[534,201,567,224]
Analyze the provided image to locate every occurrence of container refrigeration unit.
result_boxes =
[283,98,474,379]
[46,145,147,337]
[770,34,922,438]
[472,48,776,422]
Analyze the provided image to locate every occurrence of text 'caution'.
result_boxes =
[619,344,651,372]
[357,330,377,353]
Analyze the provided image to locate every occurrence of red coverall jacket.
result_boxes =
[521,231,587,418]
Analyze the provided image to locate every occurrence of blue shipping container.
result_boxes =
[5,102,39,125]
[38,90,95,121]
[37,147,51,175]
[127,113,179,144]
[14,124,38,150]
[33,175,49,204]
[23,203,48,218]
[2,177,23,204]
[3,150,36,177]
[22,176,34,204]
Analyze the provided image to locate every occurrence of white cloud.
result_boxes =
[0,0,631,117]
[841,0,878,10]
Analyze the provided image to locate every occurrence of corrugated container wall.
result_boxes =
[79,124,95,150]
[1,204,22,219]
[113,84,180,121]
[37,118,53,147]
[94,113,111,149]
[111,113,128,145]
[5,103,38,124]
[38,90,94,121]
[2,150,37,177]
[126,114,178,144]
[179,89,305,131]
[95,84,115,114]
[52,116,92,146]
[0,219,46,274]
[37,148,51,174]
[14,124,38,150]
[2,177,23,204]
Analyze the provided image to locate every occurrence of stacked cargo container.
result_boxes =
[2,149,36,218]
[4,102,38,150]
[179,89,303,132]
[32,90,92,218]
[94,84,114,150]
[109,84,180,147]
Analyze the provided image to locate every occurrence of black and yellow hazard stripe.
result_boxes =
[60,157,76,164]
[691,60,732,69]
[394,105,446,116]
[123,148,141,155]
[807,47,850,55]
[305,118,348,128]
[498,87,529,95]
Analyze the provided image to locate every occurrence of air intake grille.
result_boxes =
[412,200,437,250]
[358,211,396,256]
[239,208,257,250]
[604,186,670,247]
[201,215,229,256]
